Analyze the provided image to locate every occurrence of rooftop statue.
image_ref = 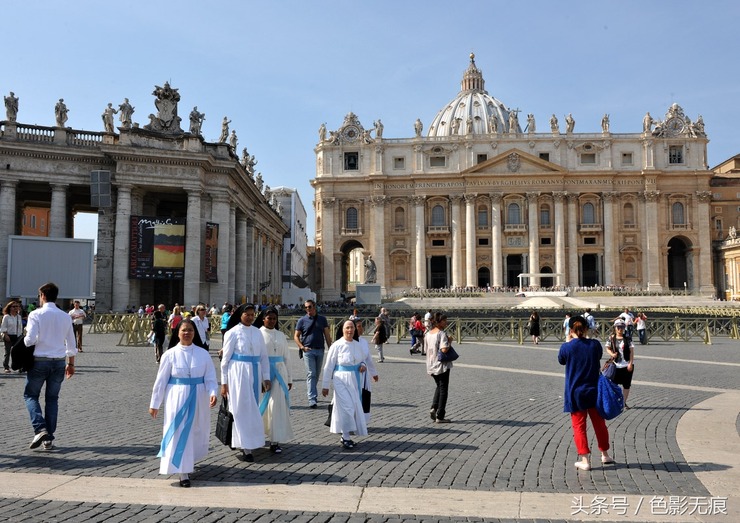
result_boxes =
[102,103,117,133]
[565,113,575,133]
[218,117,231,143]
[643,112,654,134]
[255,172,263,192]
[374,119,383,138]
[119,98,134,129]
[526,113,535,134]
[229,129,238,150]
[550,114,559,134]
[318,122,326,143]
[489,114,499,134]
[4,91,19,122]
[414,118,423,137]
[189,106,205,135]
[508,109,520,134]
[601,114,610,133]
[450,117,460,135]
[55,98,69,127]
[144,82,183,134]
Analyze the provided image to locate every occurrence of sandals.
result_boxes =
[341,438,355,449]
[270,444,282,454]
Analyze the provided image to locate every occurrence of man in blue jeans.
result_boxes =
[293,300,332,408]
[23,282,77,451]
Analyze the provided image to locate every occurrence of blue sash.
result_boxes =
[231,353,261,404]
[157,376,205,468]
[336,363,363,398]
[259,356,290,415]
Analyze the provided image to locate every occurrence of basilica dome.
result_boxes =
[427,54,521,137]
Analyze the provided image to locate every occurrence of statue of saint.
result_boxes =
[550,114,559,134]
[364,256,377,284]
[526,113,536,134]
[374,119,384,138]
[318,122,327,142]
[601,114,610,133]
[241,147,249,167]
[508,110,519,134]
[118,98,134,128]
[255,172,263,192]
[264,185,271,202]
[4,91,19,122]
[247,155,257,177]
[102,103,117,133]
[642,112,654,134]
[229,129,238,149]
[693,114,705,136]
[466,116,473,134]
[565,113,575,133]
[489,114,499,134]
[218,116,231,143]
[362,128,374,144]
[414,118,423,137]
[450,117,460,135]
[54,98,69,127]
[189,106,205,135]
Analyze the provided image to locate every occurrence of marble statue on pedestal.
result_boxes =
[189,106,205,135]
[414,118,423,137]
[55,99,69,127]
[119,98,134,128]
[526,113,535,134]
[102,103,117,133]
[318,122,326,142]
[374,119,383,138]
[550,114,559,134]
[255,172,263,192]
[601,114,610,133]
[229,130,238,150]
[4,92,18,122]
[218,117,231,143]
[364,256,377,284]
[144,82,183,134]
[565,113,575,133]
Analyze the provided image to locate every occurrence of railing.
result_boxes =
[504,224,527,232]
[426,225,449,234]
[579,223,603,232]
[341,228,362,236]
[68,130,104,147]
[16,124,54,143]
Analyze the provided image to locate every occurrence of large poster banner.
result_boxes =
[129,216,186,279]
[204,222,219,283]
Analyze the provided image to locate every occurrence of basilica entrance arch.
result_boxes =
[506,254,524,288]
[340,240,365,296]
[539,266,554,288]
[667,236,692,290]
[429,256,448,288]
[477,267,491,288]
[582,254,600,287]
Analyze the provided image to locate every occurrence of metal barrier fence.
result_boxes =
[93,313,738,347]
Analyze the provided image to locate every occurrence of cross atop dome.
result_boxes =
[461,52,486,93]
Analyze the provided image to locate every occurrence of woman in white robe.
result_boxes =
[353,319,378,425]
[220,304,271,462]
[321,320,368,449]
[257,307,294,453]
[149,319,218,487]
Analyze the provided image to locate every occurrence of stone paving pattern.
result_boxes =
[1,330,738,522]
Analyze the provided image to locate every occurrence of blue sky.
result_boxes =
[4,1,739,247]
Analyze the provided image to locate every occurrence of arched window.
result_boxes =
[507,203,521,224]
[431,205,445,226]
[582,202,595,224]
[394,206,405,229]
[672,202,685,225]
[540,204,551,227]
[346,207,358,229]
[623,203,635,225]
[477,205,488,226]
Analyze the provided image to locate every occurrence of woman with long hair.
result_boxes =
[606,318,636,409]
[558,316,613,471]
[1,300,23,373]
[425,312,453,424]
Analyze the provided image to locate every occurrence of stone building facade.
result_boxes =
[312,54,716,301]
[0,84,287,311]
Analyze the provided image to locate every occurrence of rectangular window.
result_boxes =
[584,237,597,245]
[31,216,36,229]
[40,219,45,231]
[621,152,633,166]
[669,146,683,164]
[540,237,552,245]
[478,238,489,246]
[539,152,550,161]
[580,153,596,165]
[430,156,446,167]
[476,154,488,164]
[431,239,445,247]
[344,152,358,170]
[393,157,405,169]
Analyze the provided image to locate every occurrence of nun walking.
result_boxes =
[220,304,271,462]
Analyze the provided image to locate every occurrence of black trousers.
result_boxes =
[431,369,451,419]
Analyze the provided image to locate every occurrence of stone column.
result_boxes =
[95,206,115,312]
[644,190,663,291]
[490,193,503,288]
[320,198,338,301]
[696,191,715,295]
[184,189,202,307]
[245,218,255,302]
[527,192,540,287]
[235,212,247,303]
[112,185,132,311]
[567,193,579,286]
[450,195,463,288]
[370,196,387,292]
[413,196,426,288]
[49,183,68,238]
[228,205,236,303]
[553,192,566,287]
[210,194,230,307]
[0,181,17,299]
[464,194,477,287]
[602,192,616,285]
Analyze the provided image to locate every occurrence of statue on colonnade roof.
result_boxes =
[144,82,183,134]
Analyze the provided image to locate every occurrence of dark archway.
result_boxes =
[667,236,690,289]
[340,240,365,298]
[506,254,523,287]
[429,256,448,288]
[540,266,554,288]
[582,254,599,287]
[477,267,491,288]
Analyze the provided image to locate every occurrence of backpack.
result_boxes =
[585,314,596,330]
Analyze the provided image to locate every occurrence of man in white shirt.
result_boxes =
[23,282,77,451]
[68,300,86,352]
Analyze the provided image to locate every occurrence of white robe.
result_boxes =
[321,338,368,436]
[358,337,378,425]
[221,324,270,450]
[150,343,218,474]
[260,326,295,443]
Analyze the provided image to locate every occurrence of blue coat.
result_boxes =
[558,337,602,412]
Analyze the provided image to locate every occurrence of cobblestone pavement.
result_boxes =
[0,330,738,522]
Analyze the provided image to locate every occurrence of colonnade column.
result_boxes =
[211,194,231,307]
[567,193,579,287]
[602,192,616,285]
[412,196,426,289]
[0,182,17,299]
[235,212,247,303]
[49,183,68,238]
[490,193,503,288]
[450,195,463,288]
[370,196,387,291]
[112,185,132,311]
[527,192,540,287]
[696,191,715,294]
[320,198,337,301]
[245,218,255,302]
[184,190,202,306]
[228,205,236,303]
[553,192,566,287]
[464,194,477,287]
[644,191,662,291]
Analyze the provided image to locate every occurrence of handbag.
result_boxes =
[10,336,34,371]
[215,397,234,447]
[601,359,616,381]
[596,374,624,420]
[436,332,459,362]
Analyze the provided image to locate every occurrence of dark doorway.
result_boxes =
[540,266,554,288]
[477,267,490,288]
[506,254,523,287]
[582,254,599,286]
[667,237,690,289]
[430,256,448,288]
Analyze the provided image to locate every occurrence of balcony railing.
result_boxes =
[579,223,603,232]
[341,228,362,236]
[504,223,527,232]
[426,225,450,235]
[16,124,54,143]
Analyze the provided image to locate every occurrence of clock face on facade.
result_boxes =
[666,117,685,135]
[341,125,360,143]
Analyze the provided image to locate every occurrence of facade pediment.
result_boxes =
[461,148,567,175]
